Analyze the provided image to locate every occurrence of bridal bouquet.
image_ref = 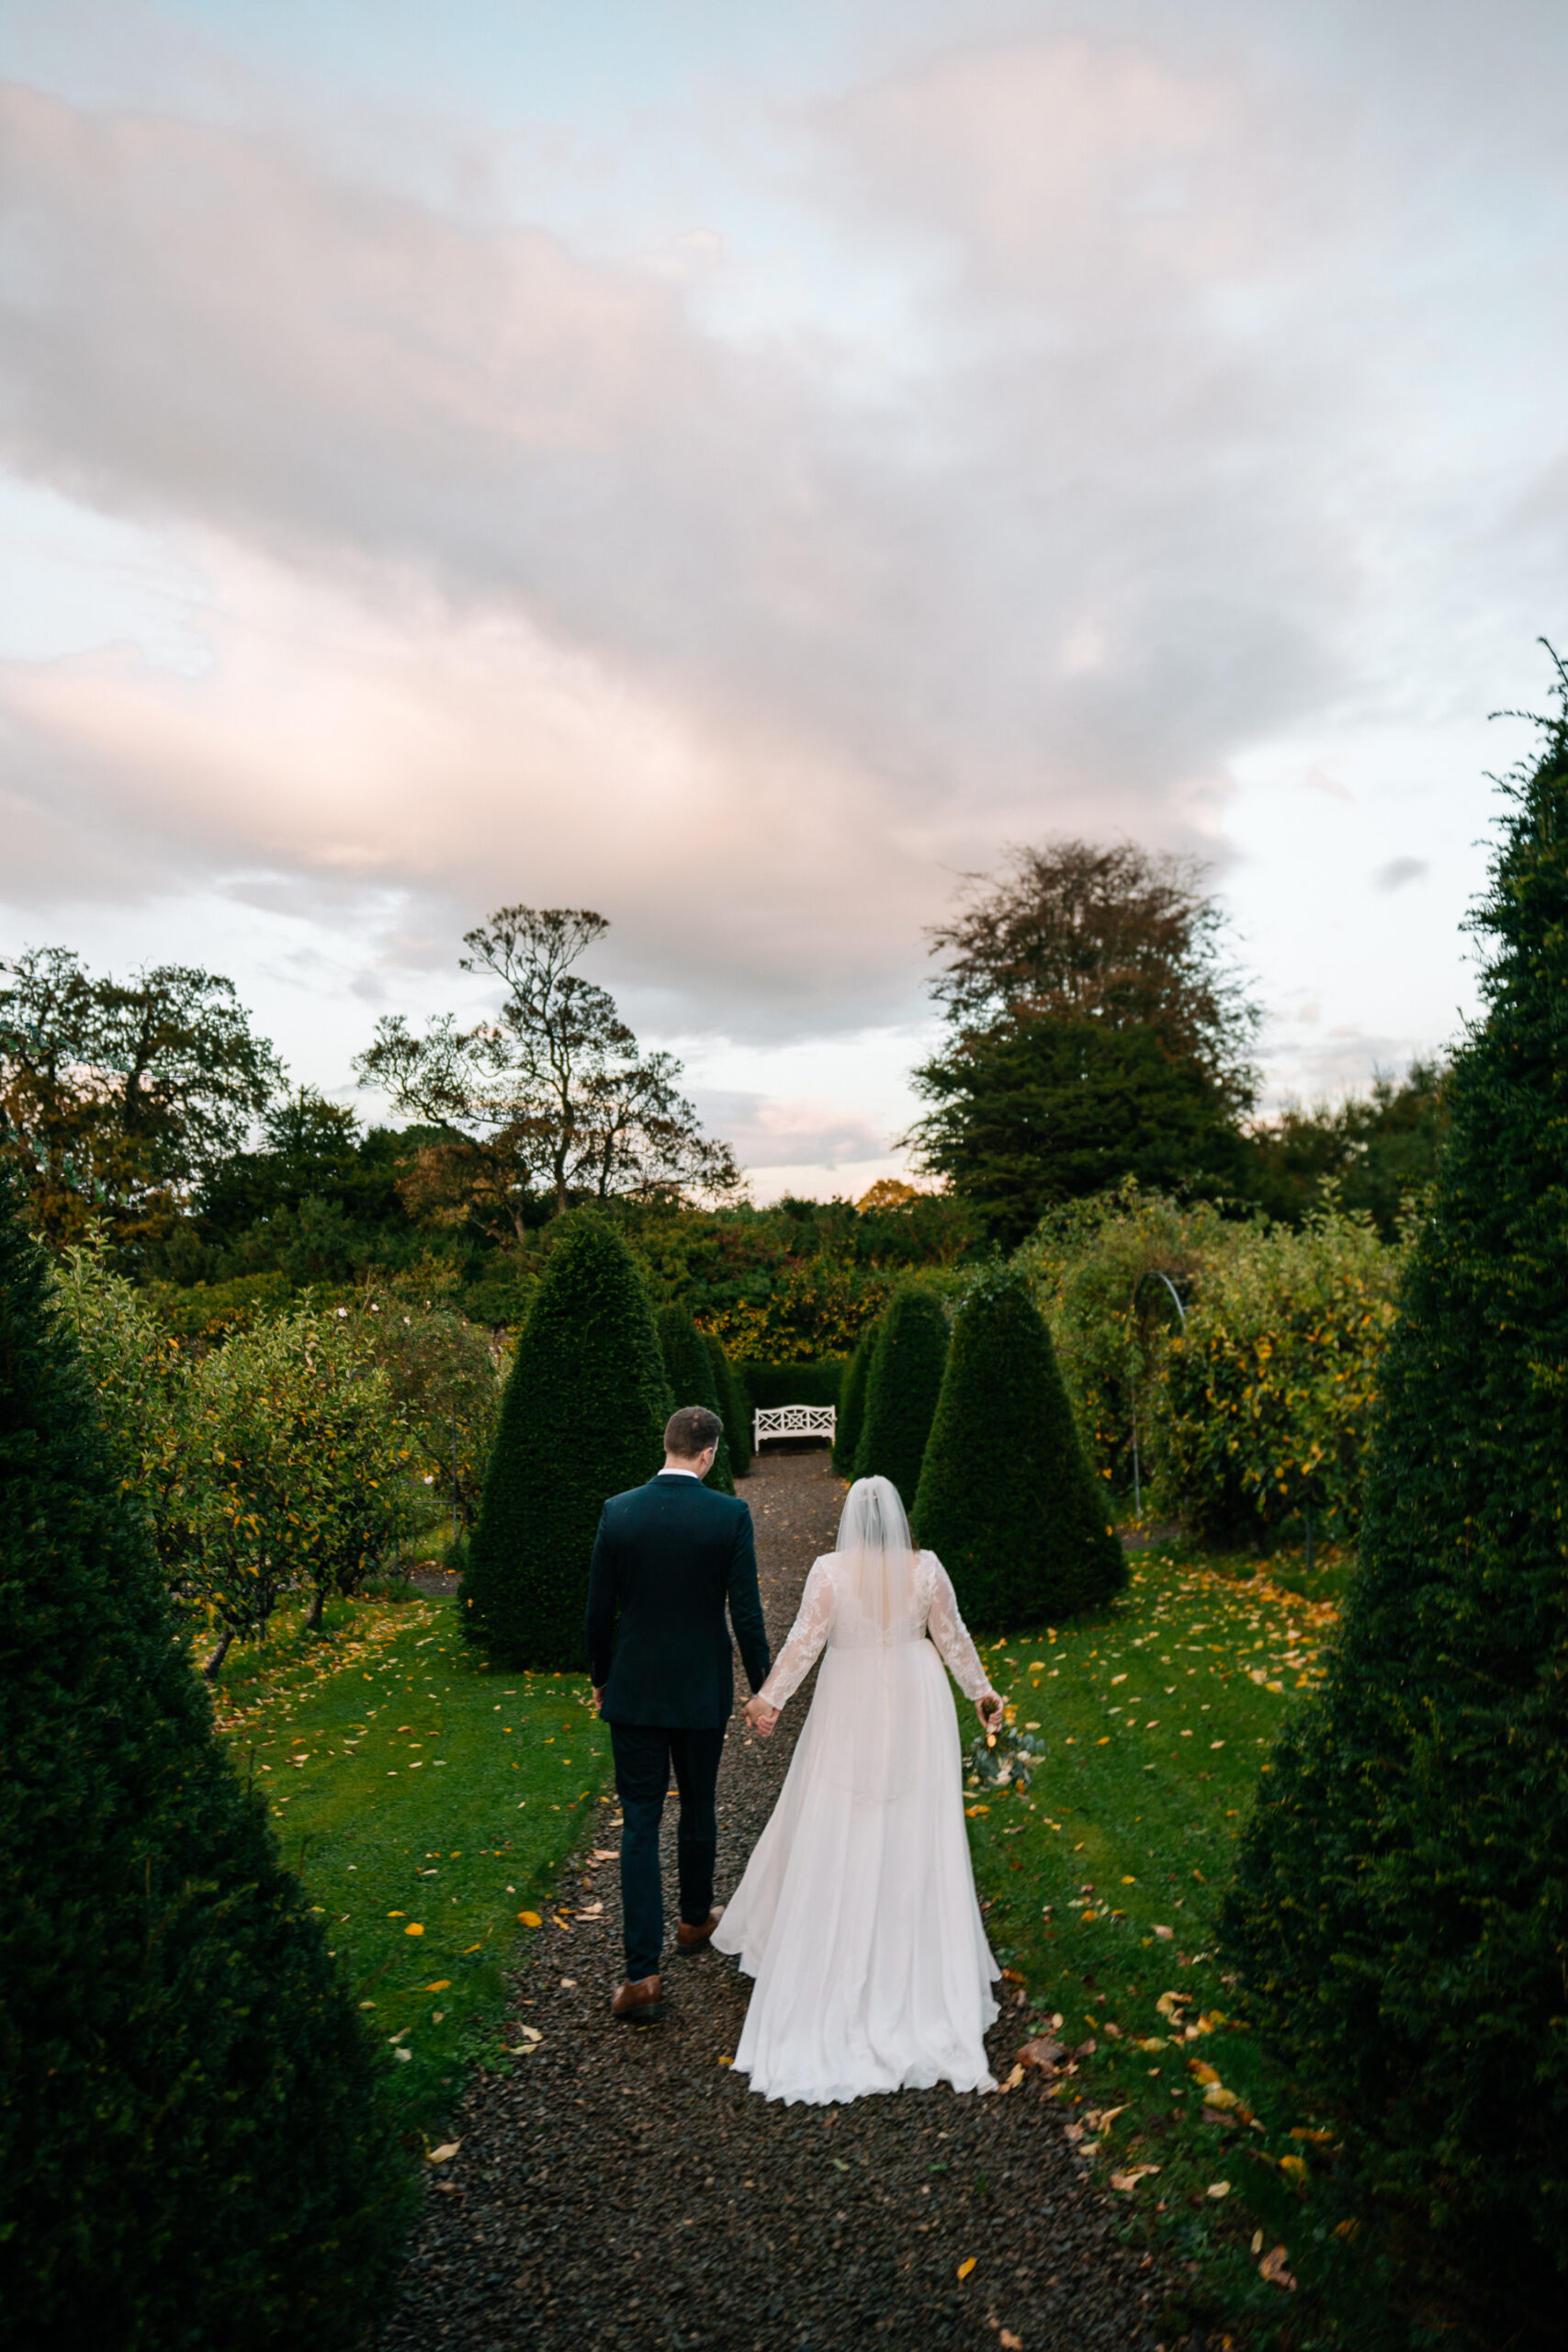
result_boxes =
[964,1718,1045,1795]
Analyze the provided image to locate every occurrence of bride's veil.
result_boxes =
[833,1475,921,1644]
[829,1476,924,1801]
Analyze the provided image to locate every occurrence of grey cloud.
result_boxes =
[688,1088,893,1172]
[1,10,1566,1048]
[1373,856,1429,893]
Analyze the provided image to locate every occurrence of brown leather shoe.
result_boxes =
[611,1973,666,2023]
[673,1908,722,1957]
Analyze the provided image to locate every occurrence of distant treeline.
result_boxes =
[2,858,1447,1358]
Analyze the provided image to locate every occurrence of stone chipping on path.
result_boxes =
[379,1448,1168,2352]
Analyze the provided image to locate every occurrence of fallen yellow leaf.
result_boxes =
[956,2256,976,2282]
[1110,2165,1160,2192]
[427,2143,461,2165]
[717,2054,732,2067]
[1000,2334,1023,2351]
[1259,2245,1296,2290]
[1280,2154,1310,2185]
[404,1923,424,1937]
[964,1804,989,1816]
[423,1980,451,1993]
[1206,2181,1231,2199]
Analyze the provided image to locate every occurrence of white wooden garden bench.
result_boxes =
[751,1404,837,1449]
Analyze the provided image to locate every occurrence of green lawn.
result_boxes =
[964,1542,1373,2346]
[212,1594,613,2137]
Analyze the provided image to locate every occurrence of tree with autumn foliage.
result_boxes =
[909,841,1260,1242]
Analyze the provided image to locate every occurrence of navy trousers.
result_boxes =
[609,1722,726,1982]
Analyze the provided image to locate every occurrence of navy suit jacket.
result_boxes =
[585,1472,770,1730]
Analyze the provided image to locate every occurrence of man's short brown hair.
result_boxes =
[665,1404,723,1460]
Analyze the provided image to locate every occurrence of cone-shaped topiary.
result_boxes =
[0,1165,409,2350]
[1221,673,1568,2342]
[852,1284,950,1509]
[461,1210,672,1668]
[912,1265,1124,1629]
[657,1305,736,1494]
[833,1318,879,1476]
[704,1329,751,1477]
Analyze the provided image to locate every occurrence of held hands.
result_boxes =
[745,1693,781,1738]
[976,1690,1004,1733]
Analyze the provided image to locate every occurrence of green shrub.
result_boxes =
[657,1304,736,1493]
[356,1297,502,1531]
[52,1259,413,1665]
[852,1285,949,1508]
[1016,1182,1224,1495]
[704,1329,751,1477]
[1221,685,1568,2345]
[1152,1200,1402,1548]
[191,1313,413,1650]
[462,1211,671,1668]
[0,1166,410,2348]
[832,1318,879,1476]
[708,1257,884,1359]
[913,1266,1124,1630]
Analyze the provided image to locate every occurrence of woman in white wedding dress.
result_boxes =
[711,1476,1006,2107]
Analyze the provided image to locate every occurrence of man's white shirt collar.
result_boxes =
[659,1465,701,1478]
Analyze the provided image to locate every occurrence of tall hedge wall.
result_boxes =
[1221,690,1568,2343]
[0,1167,409,2348]
[704,1330,752,1477]
[658,1304,736,1493]
[739,1361,845,1410]
[913,1267,1124,1630]
[832,1318,879,1476]
[852,1285,948,1509]
[461,1211,671,1668]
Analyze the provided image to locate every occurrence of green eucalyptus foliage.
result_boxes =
[461,1211,671,1668]
[0,1166,410,2349]
[1222,678,1568,2345]
[832,1318,878,1476]
[703,1329,751,1476]
[912,1266,1124,1629]
[657,1303,736,1493]
[852,1285,949,1510]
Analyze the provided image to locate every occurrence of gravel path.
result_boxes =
[379,1449,1164,2352]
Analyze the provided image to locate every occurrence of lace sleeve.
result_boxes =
[757,1557,835,1711]
[925,1556,998,1706]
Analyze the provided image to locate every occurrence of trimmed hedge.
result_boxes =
[739,1360,844,1410]
[832,1318,879,1476]
[461,1211,671,1668]
[1221,691,1568,2342]
[0,1166,410,2348]
[852,1285,948,1509]
[913,1266,1125,1630]
[658,1304,736,1493]
[704,1330,752,1477]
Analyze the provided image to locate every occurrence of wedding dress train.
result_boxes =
[712,1476,1003,2106]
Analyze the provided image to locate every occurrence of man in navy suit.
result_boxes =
[586,1403,771,2023]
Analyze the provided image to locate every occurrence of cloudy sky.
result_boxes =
[2,1,1564,1199]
